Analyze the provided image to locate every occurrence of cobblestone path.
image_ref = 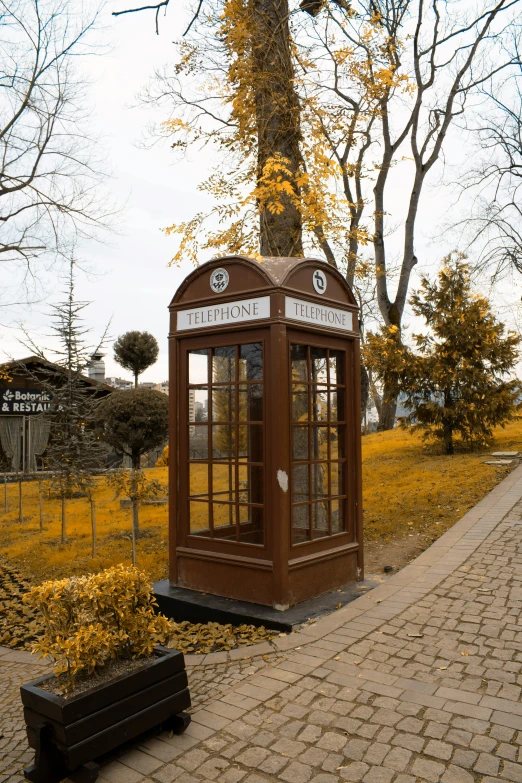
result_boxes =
[0,649,48,783]
[3,466,522,783]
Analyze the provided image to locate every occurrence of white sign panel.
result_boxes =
[177,296,270,331]
[285,296,353,331]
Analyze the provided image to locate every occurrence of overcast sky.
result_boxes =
[1,0,520,384]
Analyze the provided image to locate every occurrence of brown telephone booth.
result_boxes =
[168,255,363,610]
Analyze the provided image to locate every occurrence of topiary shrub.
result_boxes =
[23,564,171,692]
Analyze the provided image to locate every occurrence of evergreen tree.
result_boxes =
[21,260,109,540]
[369,254,520,455]
[113,331,159,387]
[94,388,168,538]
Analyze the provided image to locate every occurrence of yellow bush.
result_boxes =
[23,564,171,692]
[156,445,169,467]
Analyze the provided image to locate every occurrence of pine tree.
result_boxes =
[21,260,109,540]
[400,254,520,454]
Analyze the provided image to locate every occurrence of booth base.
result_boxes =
[153,578,381,633]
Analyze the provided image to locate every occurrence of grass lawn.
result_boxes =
[1,419,521,584]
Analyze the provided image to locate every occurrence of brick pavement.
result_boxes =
[3,464,522,782]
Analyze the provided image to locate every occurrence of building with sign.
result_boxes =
[159,255,363,611]
[0,356,113,473]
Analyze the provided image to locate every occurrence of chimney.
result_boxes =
[88,352,106,382]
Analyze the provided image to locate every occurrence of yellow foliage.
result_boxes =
[24,565,171,692]
[156,445,169,467]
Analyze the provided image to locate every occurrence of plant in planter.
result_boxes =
[20,565,191,783]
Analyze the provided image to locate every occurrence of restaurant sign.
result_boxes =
[1,388,52,415]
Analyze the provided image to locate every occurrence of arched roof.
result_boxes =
[171,255,357,307]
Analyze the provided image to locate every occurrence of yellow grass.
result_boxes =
[1,419,521,583]
[0,468,170,583]
[362,419,522,544]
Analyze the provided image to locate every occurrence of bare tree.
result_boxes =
[453,65,522,281]
[303,0,520,427]
[0,0,112,300]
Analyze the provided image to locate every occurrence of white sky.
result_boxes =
[1,0,520,383]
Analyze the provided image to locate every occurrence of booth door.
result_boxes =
[288,335,355,547]
[179,332,268,549]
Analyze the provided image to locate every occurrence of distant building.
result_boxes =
[87,352,106,383]
[0,356,113,473]
[106,377,133,391]
[189,389,196,432]
[136,381,169,394]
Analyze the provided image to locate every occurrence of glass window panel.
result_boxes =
[239,385,263,421]
[331,498,345,533]
[329,350,345,385]
[239,343,263,381]
[330,426,345,459]
[312,386,328,421]
[292,391,309,422]
[190,501,209,534]
[212,387,235,422]
[212,425,235,459]
[290,344,308,383]
[189,349,208,385]
[189,388,208,422]
[330,461,346,496]
[212,346,235,383]
[213,502,235,530]
[311,426,328,460]
[190,464,208,499]
[238,465,263,503]
[238,424,263,462]
[212,463,235,501]
[292,465,309,503]
[330,389,345,422]
[292,426,308,460]
[239,506,264,544]
[292,505,310,543]
[311,463,328,499]
[311,347,328,384]
[312,501,329,538]
[189,424,208,459]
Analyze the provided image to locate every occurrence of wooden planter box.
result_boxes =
[20,646,191,783]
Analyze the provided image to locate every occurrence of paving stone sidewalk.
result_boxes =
[4,463,522,783]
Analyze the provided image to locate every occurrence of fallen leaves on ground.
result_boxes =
[166,620,277,654]
[0,561,42,649]
[0,560,277,654]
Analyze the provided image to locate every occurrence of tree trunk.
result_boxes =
[39,480,43,532]
[443,420,454,455]
[91,499,97,557]
[251,0,304,256]
[61,496,66,543]
[18,479,23,523]
[131,498,138,565]
[377,375,397,431]
[360,362,369,420]
[4,474,7,513]
[443,390,454,455]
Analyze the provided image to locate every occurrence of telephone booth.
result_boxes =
[168,255,363,610]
